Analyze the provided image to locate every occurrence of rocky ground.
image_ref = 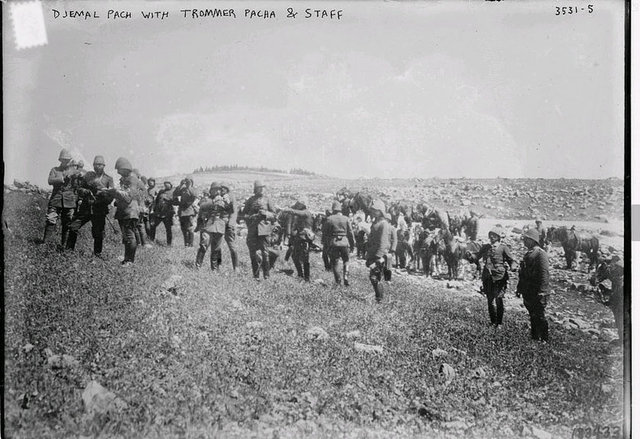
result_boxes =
[3,176,625,438]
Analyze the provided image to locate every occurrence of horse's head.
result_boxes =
[590,260,610,286]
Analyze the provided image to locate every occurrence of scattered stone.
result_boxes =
[306,326,329,341]
[568,317,590,329]
[47,354,79,370]
[246,321,264,329]
[531,426,554,439]
[313,279,327,286]
[472,367,487,379]
[344,330,361,339]
[354,342,384,354]
[431,348,448,359]
[22,344,35,354]
[82,380,128,417]
[160,275,182,295]
[438,363,456,384]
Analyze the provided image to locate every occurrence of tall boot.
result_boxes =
[332,262,341,285]
[230,250,238,271]
[303,262,310,282]
[94,237,103,255]
[66,231,78,250]
[293,257,304,278]
[210,252,219,271]
[61,225,69,248]
[43,224,56,243]
[343,265,350,287]
[195,248,206,268]
[487,298,497,325]
[496,298,504,325]
[262,251,271,279]
[373,281,384,303]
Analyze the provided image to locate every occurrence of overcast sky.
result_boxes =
[3,0,625,186]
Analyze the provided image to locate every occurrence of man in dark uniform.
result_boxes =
[43,149,82,245]
[173,178,198,247]
[516,229,551,342]
[149,181,175,245]
[65,155,115,255]
[320,209,332,270]
[281,198,315,281]
[131,169,149,247]
[107,157,140,266]
[220,183,239,270]
[366,200,397,302]
[476,228,518,328]
[144,178,159,238]
[195,182,236,270]
[242,180,276,280]
[325,201,356,286]
[465,211,479,241]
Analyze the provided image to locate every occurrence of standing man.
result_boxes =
[242,180,276,280]
[173,178,198,247]
[219,183,239,270]
[150,181,175,245]
[144,178,159,239]
[465,211,479,241]
[281,198,315,281]
[476,228,518,328]
[108,157,140,266]
[366,200,397,302]
[195,182,235,270]
[66,156,115,256]
[516,229,551,342]
[132,169,149,247]
[325,201,356,286]
[320,209,332,270]
[534,218,548,250]
[43,149,82,246]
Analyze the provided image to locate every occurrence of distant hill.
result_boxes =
[193,165,325,177]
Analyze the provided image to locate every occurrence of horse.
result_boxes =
[437,229,466,280]
[461,240,483,279]
[548,226,599,271]
[418,230,443,278]
[448,212,465,237]
[349,192,374,220]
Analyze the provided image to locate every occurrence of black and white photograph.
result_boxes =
[3,0,629,437]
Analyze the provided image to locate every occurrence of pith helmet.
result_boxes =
[489,227,502,239]
[331,201,342,213]
[210,181,222,191]
[522,228,541,245]
[535,217,543,223]
[254,180,265,189]
[293,197,308,210]
[114,157,133,172]
[370,199,386,215]
[93,155,106,166]
[58,149,72,161]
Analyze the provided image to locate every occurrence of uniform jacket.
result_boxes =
[287,208,314,233]
[114,175,140,220]
[325,213,355,249]
[154,188,175,218]
[146,187,159,213]
[516,246,551,298]
[198,194,235,234]
[242,194,275,236]
[77,171,115,214]
[477,242,517,282]
[48,166,81,208]
[367,219,397,260]
[535,226,548,246]
[173,186,198,217]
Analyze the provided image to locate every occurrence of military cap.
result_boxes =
[254,180,266,189]
[370,199,386,215]
[58,149,72,160]
[93,155,106,166]
[210,181,222,190]
[331,201,342,213]
[535,217,543,223]
[114,157,133,171]
[522,228,540,245]
[488,227,502,239]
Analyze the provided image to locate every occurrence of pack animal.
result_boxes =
[548,226,599,271]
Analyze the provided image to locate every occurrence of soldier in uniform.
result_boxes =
[465,211,479,241]
[281,198,315,281]
[144,178,159,238]
[242,180,276,280]
[366,200,397,302]
[516,229,551,342]
[107,157,140,266]
[42,149,82,246]
[325,201,356,286]
[320,209,332,270]
[476,228,518,328]
[132,169,149,247]
[65,155,115,256]
[195,182,236,270]
[534,218,548,250]
[149,181,175,245]
[173,178,198,247]
[219,183,239,270]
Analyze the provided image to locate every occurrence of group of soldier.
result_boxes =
[42,148,623,344]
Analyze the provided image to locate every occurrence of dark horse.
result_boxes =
[437,229,466,280]
[348,192,374,220]
[549,226,599,271]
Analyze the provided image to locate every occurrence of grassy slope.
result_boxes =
[3,191,623,438]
